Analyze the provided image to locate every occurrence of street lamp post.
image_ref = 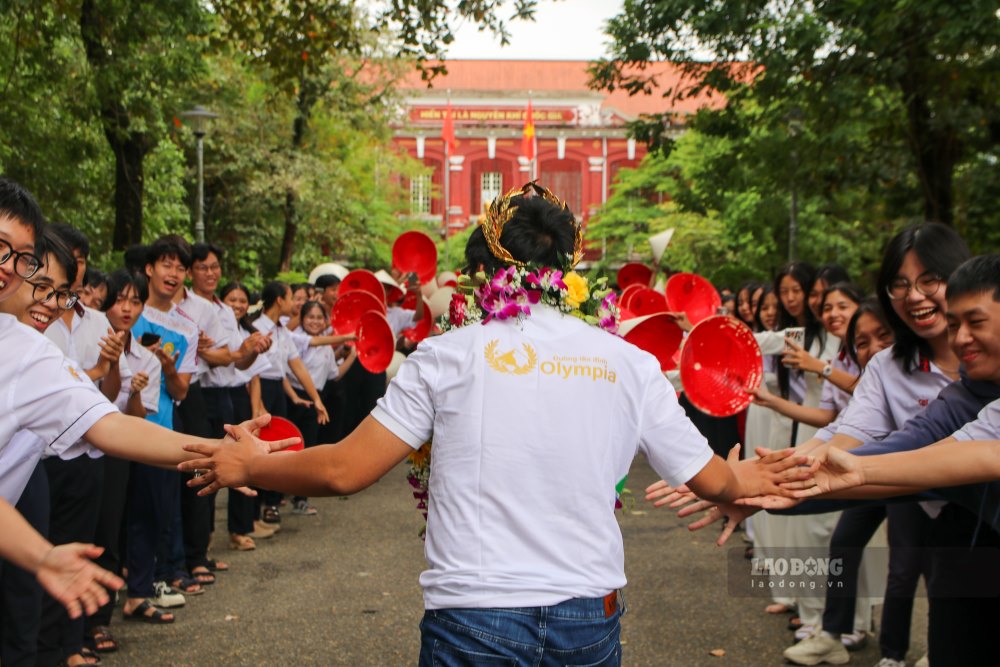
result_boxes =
[180,105,219,243]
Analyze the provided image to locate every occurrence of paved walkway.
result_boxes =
[108,457,926,666]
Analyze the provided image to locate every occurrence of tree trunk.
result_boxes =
[110,134,146,248]
[277,84,313,271]
[79,0,149,248]
[897,26,958,225]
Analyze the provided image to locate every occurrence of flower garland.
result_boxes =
[441,265,620,334]
[405,265,626,537]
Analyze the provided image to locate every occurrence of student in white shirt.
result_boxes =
[84,269,160,653]
[0,178,295,626]
[191,247,271,551]
[253,280,328,525]
[285,301,356,515]
[180,184,808,665]
[219,282,277,547]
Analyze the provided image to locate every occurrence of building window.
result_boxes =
[481,172,503,210]
[410,173,431,215]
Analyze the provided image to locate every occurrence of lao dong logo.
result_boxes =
[750,556,844,577]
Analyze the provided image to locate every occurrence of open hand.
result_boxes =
[675,498,760,546]
[787,446,864,498]
[730,445,815,498]
[152,346,180,375]
[645,480,696,508]
[180,423,301,496]
[36,544,124,619]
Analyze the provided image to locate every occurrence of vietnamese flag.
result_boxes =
[522,99,536,162]
[441,100,456,154]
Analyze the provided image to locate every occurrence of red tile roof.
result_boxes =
[399,60,726,119]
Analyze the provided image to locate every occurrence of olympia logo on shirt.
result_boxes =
[484,339,617,384]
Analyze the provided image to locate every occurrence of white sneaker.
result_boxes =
[151,580,186,608]
[874,659,906,667]
[841,629,868,651]
[795,623,818,641]
[914,656,929,667]
[784,630,850,665]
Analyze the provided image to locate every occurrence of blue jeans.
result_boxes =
[419,596,622,666]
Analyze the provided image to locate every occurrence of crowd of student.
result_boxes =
[2,170,999,667]
[0,176,424,666]
[652,222,1000,666]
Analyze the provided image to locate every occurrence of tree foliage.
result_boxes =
[591,0,1000,258]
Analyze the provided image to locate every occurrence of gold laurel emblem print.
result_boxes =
[484,339,538,375]
[162,341,175,357]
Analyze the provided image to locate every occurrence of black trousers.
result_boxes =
[926,503,1000,666]
[85,455,130,631]
[874,503,932,661]
[257,379,288,511]
[0,464,49,667]
[37,455,104,665]
[677,393,740,458]
[319,378,345,443]
[225,386,256,534]
[822,504,887,635]
[288,388,320,504]
[176,382,213,571]
[126,463,174,598]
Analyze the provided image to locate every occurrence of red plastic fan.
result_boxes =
[617,263,653,290]
[620,313,684,372]
[401,299,433,343]
[680,316,763,417]
[356,311,396,373]
[258,416,304,452]
[666,272,722,326]
[337,269,385,303]
[628,288,669,316]
[331,290,385,335]
[392,231,438,285]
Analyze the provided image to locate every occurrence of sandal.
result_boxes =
[61,651,100,667]
[229,534,256,551]
[89,625,118,653]
[788,616,803,631]
[123,599,174,624]
[206,557,230,571]
[170,576,204,595]
[190,567,216,585]
[81,648,102,665]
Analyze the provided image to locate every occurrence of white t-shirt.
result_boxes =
[0,313,117,461]
[45,307,133,459]
[953,398,1000,441]
[254,314,299,381]
[288,330,338,391]
[372,305,713,610]
[386,306,416,339]
[833,346,952,443]
[201,298,243,389]
[116,342,161,414]
[818,351,856,414]
[177,289,228,380]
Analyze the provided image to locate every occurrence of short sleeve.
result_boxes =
[637,363,714,487]
[386,307,415,338]
[6,339,118,450]
[834,354,894,442]
[371,343,437,449]
[177,327,199,375]
[953,399,1000,442]
[204,306,229,350]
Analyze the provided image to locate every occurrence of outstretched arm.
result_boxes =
[796,437,1000,497]
[0,499,122,619]
[179,415,413,497]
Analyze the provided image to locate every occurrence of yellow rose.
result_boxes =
[563,271,590,308]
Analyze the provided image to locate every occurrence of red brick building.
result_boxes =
[392,60,723,235]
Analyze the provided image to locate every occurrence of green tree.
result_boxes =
[591,0,1000,227]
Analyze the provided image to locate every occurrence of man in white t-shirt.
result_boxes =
[181,184,806,664]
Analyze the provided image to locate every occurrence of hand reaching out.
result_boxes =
[180,423,300,496]
[644,480,697,509]
[781,339,822,373]
[785,445,864,498]
[315,401,329,425]
[35,544,124,619]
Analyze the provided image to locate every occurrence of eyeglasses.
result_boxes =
[0,238,42,279]
[27,281,79,310]
[192,262,221,273]
[886,273,943,300]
